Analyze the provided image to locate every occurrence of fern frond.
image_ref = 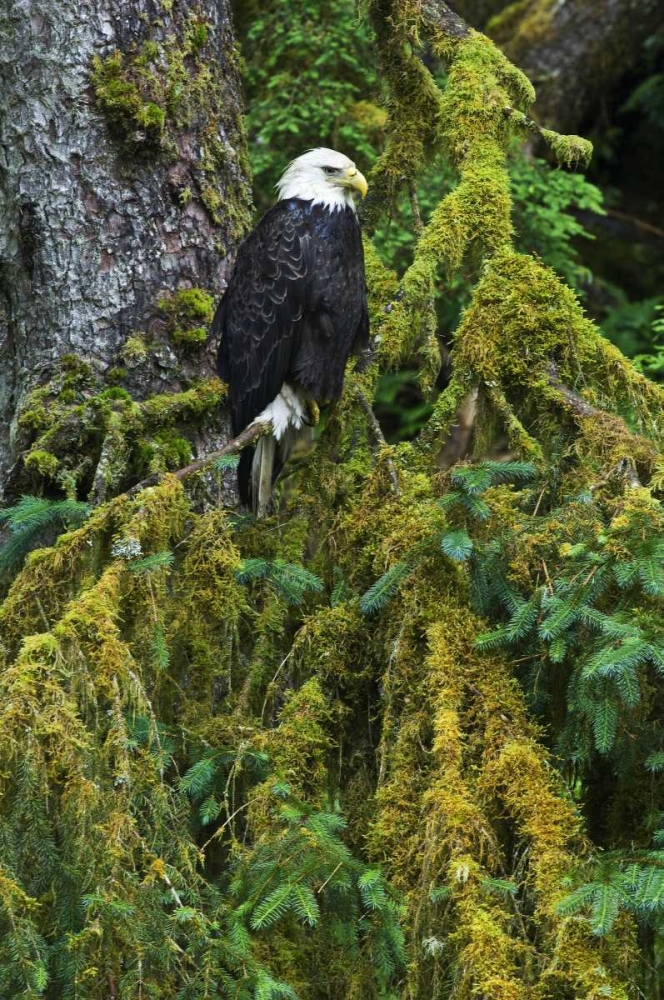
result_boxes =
[483,460,537,485]
[236,558,271,584]
[269,559,324,605]
[0,496,90,575]
[128,550,174,574]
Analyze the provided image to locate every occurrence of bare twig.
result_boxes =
[355,388,400,496]
[409,185,424,241]
[605,209,664,241]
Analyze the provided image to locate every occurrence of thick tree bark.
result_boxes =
[0,0,250,489]
[488,0,664,132]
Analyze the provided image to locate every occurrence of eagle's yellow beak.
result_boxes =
[341,166,368,198]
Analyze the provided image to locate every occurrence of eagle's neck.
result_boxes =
[275,178,357,213]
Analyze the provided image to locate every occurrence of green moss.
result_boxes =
[157,287,215,349]
[24,449,59,477]
[172,326,208,346]
[89,11,251,238]
[12,344,225,498]
[488,0,555,50]
[121,335,148,364]
[135,428,192,476]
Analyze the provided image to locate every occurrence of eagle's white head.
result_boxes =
[275,147,368,212]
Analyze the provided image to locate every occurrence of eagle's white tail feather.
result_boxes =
[252,384,306,516]
[252,434,277,518]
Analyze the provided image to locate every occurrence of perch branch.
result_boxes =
[127,419,270,496]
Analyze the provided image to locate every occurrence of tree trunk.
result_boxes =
[0,0,250,493]
[488,0,664,132]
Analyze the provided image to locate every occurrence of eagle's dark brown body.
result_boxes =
[214,197,368,503]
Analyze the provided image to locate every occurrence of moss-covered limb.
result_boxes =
[363,0,446,231]
[487,0,663,135]
[416,622,532,999]
[367,26,533,378]
[374,598,634,997]
[11,358,226,501]
[355,388,400,496]
[483,384,544,462]
[420,0,471,42]
[0,496,128,648]
[505,107,593,168]
[438,249,663,466]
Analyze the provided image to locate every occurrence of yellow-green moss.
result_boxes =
[157,287,215,347]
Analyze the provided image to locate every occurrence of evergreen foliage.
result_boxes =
[236,558,325,605]
[0,495,90,578]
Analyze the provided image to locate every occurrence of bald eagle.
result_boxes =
[214,148,369,515]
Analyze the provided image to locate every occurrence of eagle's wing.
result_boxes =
[214,200,310,435]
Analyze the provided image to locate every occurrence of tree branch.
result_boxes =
[420,0,470,40]
[356,389,400,496]
[545,364,599,418]
[127,419,270,497]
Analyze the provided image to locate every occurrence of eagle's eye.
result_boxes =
[322,166,338,175]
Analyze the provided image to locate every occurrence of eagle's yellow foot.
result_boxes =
[306,400,320,426]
